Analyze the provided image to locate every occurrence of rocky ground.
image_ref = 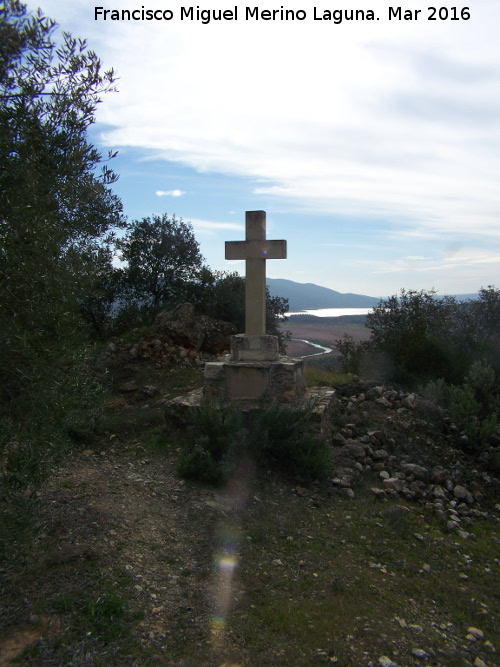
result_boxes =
[1,342,500,666]
[326,380,498,528]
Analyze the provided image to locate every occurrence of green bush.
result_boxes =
[177,442,227,486]
[176,401,331,485]
[357,287,500,387]
[421,361,500,456]
[177,405,244,485]
[419,377,448,405]
[247,403,331,480]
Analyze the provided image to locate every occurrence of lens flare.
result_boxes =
[209,458,253,649]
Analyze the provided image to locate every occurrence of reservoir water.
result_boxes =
[287,307,372,317]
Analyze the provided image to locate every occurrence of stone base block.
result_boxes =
[204,356,305,403]
[163,386,336,433]
[230,334,280,362]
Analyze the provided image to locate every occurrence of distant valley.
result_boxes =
[267,278,479,312]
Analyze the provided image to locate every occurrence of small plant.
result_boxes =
[334,334,369,375]
[247,402,331,480]
[419,377,448,404]
[176,401,331,485]
[177,441,226,485]
[83,592,126,638]
[176,404,244,485]
[120,324,155,344]
[489,448,500,475]
[421,361,500,457]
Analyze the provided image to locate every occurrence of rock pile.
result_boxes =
[154,303,236,354]
[323,379,499,525]
[101,303,236,368]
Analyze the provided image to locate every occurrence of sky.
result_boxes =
[36,0,500,298]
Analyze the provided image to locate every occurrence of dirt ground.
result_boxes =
[1,341,500,667]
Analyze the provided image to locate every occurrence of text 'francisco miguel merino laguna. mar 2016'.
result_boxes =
[94,6,471,24]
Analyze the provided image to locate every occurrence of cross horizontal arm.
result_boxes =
[225,239,287,261]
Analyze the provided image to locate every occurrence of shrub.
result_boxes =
[176,401,331,485]
[421,361,500,456]
[247,402,331,480]
[177,405,244,485]
[334,334,369,376]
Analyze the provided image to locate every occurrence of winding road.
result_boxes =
[291,338,332,358]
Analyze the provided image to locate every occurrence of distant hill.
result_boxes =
[266,278,381,311]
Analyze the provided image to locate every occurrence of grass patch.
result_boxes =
[304,366,352,388]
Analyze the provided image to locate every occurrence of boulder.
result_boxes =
[401,463,429,481]
[154,303,236,353]
[155,303,204,350]
[198,316,237,353]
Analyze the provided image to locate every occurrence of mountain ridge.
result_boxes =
[267,278,480,312]
[266,278,380,311]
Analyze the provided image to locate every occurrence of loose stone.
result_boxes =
[378,657,399,667]
[412,649,428,659]
[383,477,405,492]
[454,485,468,499]
[332,433,347,446]
[467,627,484,640]
[409,624,424,633]
[401,463,429,480]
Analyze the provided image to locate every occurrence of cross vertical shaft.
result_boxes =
[245,211,266,335]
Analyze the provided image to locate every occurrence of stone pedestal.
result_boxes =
[203,334,305,404]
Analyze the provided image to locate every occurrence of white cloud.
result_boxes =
[253,186,294,196]
[93,1,500,239]
[156,189,186,197]
[37,0,500,293]
[189,218,244,235]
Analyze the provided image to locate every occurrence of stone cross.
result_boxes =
[225,210,287,335]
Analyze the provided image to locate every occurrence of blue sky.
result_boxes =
[37,0,500,297]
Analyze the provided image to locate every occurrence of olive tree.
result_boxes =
[0,0,123,488]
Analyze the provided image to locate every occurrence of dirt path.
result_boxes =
[2,355,499,667]
[1,443,239,666]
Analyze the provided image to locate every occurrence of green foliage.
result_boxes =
[448,361,499,450]
[334,333,369,375]
[342,287,500,387]
[82,592,126,638]
[365,289,457,384]
[177,405,244,484]
[194,270,246,330]
[448,383,479,423]
[247,403,331,480]
[422,361,500,455]
[194,269,290,350]
[50,573,136,646]
[115,213,204,309]
[177,401,331,485]
[419,377,448,405]
[178,443,226,486]
[0,1,121,561]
